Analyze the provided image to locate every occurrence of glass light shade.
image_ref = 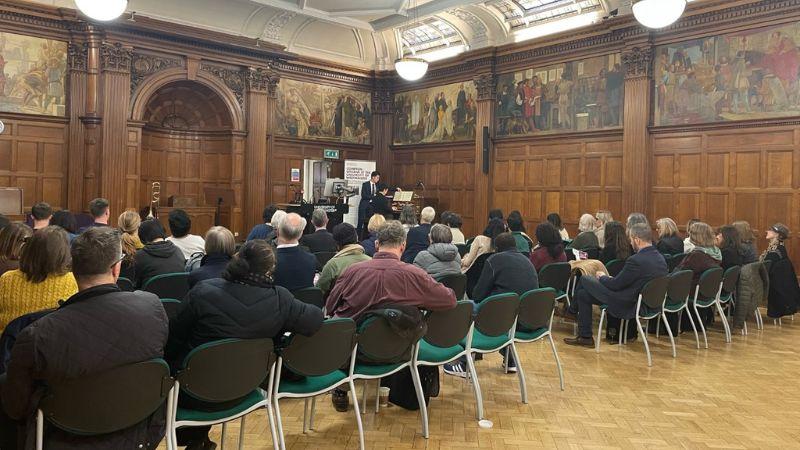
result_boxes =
[395,57,428,81]
[74,0,128,21]
[632,0,686,29]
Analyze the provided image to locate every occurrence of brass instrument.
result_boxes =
[146,181,161,219]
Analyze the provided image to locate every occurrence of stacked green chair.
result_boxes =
[660,270,700,349]
[291,287,325,309]
[690,267,725,348]
[538,262,572,306]
[142,272,190,300]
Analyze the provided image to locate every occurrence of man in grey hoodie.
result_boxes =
[413,224,462,281]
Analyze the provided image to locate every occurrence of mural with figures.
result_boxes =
[495,53,623,136]
[0,32,67,117]
[655,23,800,126]
[276,79,372,144]
[393,81,477,145]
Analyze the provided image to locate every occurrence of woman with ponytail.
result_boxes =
[166,239,323,449]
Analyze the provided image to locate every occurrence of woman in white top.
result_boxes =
[441,211,466,245]
[547,212,569,240]
[594,210,613,248]
[461,219,507,272]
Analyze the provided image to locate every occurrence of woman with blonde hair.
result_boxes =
[676,222,721,286]
[118,210,143,280]
[655,218,683,255]
[0,223,32,276]
[360,213,386,257]
[568,213,600,251]
[594,210,613,248]
[733,220,758,263]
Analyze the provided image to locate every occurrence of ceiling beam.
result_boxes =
[370,0,486,31]
[328,8,400,17]
[248,0,375,30]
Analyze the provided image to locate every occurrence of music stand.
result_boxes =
[202,187,235,226]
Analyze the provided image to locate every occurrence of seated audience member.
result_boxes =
[264,209,287,246]
[655,217,683,255]
[325,220,456,411]
[507,210,533,253]
[594,210,613,248]
[273,213,316,292]
[530,222,568,271]
[462,218,507,272]
[683,218,701,253]
[569,214,600,251]
[30,202,52,231]
[600,221,632,264]
[300,208,338,254]
[189,226,235,288]
[167,209,206,259]
[118,210,143,280]
[733,220,758,264]
[318,223,371,296]
[167,240,323,449]
[370,184,394,218]
[246,204,278,241]
[80,198,110,232]
[547,212,569,240]
[51,210,78,243]
[360,214,385,257]
[626,212,650,229]
[676,222,722,286]
[413,224,462,280]
[563,224,667,347]
[399,204,418,231]
[0,226,78,331]
[402,206,435,263]
[134,219,186,288]
[760,223,800,318]
[0,227,168,449]
[716,225,744,270]
[0,223,32,277]
[443,211,466,245]
[488,209,504,222]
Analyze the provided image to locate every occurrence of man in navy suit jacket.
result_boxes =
[563,223,667,346]
[401,206,436,263]
[358,171,380,236]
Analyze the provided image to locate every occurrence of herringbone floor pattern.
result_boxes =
[163,313,800,449]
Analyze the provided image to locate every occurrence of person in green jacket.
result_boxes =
[317,222,371,297]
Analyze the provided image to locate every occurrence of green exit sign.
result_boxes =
[324,149,339,159]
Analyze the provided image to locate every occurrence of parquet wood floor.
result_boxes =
[160,314,800,449]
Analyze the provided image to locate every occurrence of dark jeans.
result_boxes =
[569,287,604,338]
[0,374,23,450]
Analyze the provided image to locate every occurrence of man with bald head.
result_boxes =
[273,212,317,291]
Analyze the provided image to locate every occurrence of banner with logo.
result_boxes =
[343,160,376,226]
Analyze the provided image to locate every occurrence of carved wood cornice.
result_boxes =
[622,46,653,79]
[68,42,88,72]
[200,63,246,109]
[101,42,133,74]
[372,77,393,115]
[130,52,184,97]
[474,74,496,101]
[274,60,373,90]
[649,117,800,135]
[244,67,280,98]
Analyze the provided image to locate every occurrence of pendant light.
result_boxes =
[395,0,428,81]
[632,0,686,29]
[74,0,128,22]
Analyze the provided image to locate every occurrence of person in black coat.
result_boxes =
[369,184,394,218]
[167,239,323,449]
[599,221,632,264]
[357,171,380,235]
[189,226,236,288]
[760,223,800,318]
[401,207,435,263]
[134,219,186,288]
[300,209,338,254]
[563,224,667,346]
[655,217,684,255]
[716,225,744,270]
[273,213,317,292]
[472,233,539,302]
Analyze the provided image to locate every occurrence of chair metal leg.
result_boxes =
[221,422,227,450]
[547,333,565,391]
[509,343,527,404]
[375,379,381,413]
[265,402,279,450]
[361,380,368,413]
[755,307,763,330]
[465,352,484,420]
[715,301,732,343]
[661,314,676,358]
[238,415,246,450]
[302,398,310,433]
[596,309,606,353]
[636,318,652,367]
[409,365,430,438]
[693,304,709,349]
[349,380,366,450]
[683,306,700,349]
[274,398,287,450]
[36,410,43,450]
[622,320,628,344]
[309,397,316,430]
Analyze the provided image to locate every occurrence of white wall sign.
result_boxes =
[343,159,376,227]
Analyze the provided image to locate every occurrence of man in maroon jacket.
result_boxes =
[325,220,456,411]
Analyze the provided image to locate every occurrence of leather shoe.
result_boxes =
[331,388,349,412]
[563,336,595,347]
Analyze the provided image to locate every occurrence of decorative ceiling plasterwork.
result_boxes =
[261,11,296,42]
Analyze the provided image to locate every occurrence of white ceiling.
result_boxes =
[30,0,653,69]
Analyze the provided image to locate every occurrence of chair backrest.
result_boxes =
[357,314,420,363]
[292,287,324,309]
[474,293,520,337]
[423,301,473,348]
[455,243,468,257]
[314,252,336,268]
[666,270,694,305]
[639,276,671,309]
[538,262,571,292]
[605,259,625,277]
[697,267,724,300]
[465,252,492,298]
[142,272,190,300]
[116,277,135,292]
[517,288,556,331]
[439,273,467,300]
[282,318,357,377]
[160,298,182,321]
[40,359,172,436]
[177,338,273,403]
[669,253,687,272]
[721,265,741,295]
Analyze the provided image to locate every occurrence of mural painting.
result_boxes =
[393,81,477,145]
[0,32,67,117]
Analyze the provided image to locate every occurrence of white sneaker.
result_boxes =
[443,362,467,378]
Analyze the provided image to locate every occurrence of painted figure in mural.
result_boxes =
[607,63,623,126]
[556,72,573,128]
[456,83,467,127]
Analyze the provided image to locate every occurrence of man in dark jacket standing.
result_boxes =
[300,208,338,254]
[357,171,380,236]
[563,223,668,347]
[1,227,169,449]
[401,206,435,263]
[273,213,317,292]
[134,219,186,288]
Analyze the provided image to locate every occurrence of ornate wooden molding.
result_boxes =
[130,52,184,96]
[274,60,372,88]
[649,116,800,134]
[372,78,392,115]
[101,42,133,74]
[659,0,800,35]
[68,42,88,72]
[244,67,280,97]
[420,56,495,83]
[622,46,653,79]
[200,63,245,109]
[474,74,496,101]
